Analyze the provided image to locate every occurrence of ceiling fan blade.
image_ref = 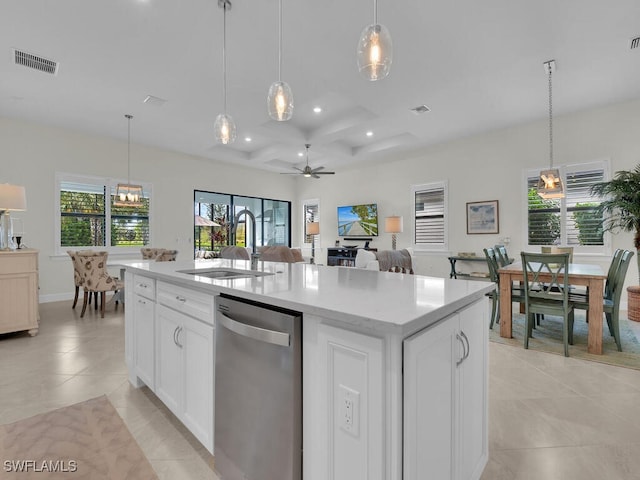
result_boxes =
[311,166,325,172]
[312,174,321,179]
[313,171,335,175]
[280,172,302,175]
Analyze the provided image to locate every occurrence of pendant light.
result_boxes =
[214,0,236,145]
[537,60,565,199]
[356,0,392,81]
[114,114,143,208]
[267,0,293,121]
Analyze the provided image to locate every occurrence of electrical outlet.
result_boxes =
[339,384,360,437]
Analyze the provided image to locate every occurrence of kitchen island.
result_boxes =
[120,258,493,480]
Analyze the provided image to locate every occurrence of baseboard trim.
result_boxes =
[40,292,74,304]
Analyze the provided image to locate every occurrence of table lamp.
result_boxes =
[0,184,27,251]
[384,215,403,250]
[307,221,320,264]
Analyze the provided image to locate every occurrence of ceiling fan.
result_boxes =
[281,144,335,178]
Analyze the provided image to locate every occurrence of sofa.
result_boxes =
[355,248,414,274]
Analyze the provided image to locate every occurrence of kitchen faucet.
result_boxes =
[231,209,259,267]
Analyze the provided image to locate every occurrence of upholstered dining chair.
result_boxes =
[155,249,178,262]
[67,250,93,309]
[141,247,165,259]
[569,249,633,351]
[521,252,575,357]
[76,251,124,318]
[219,246,250,260]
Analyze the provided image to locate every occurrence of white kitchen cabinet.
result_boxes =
[403,300,488,480]
[155,303,214,453]
[132,274,156,389]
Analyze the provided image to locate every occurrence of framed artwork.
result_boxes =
[466,200,499,234]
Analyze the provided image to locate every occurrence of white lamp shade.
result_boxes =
[384,215,403,233]
[0,184,27,211]
[306,221,320,235]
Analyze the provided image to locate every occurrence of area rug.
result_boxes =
[0,395,158,479]
[489,312,640,370]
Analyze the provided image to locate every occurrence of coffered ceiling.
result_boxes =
[1,0,640,174]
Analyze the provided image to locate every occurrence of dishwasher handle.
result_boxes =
[218,311,290,347]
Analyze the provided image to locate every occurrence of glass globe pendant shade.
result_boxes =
[357,23,392,81]
[267,81,294,121]
[214,113,237,145]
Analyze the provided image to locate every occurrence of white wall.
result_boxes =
[0,116,296,301]
[294,98,640,301]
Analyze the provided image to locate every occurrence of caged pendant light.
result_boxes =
[267,0,293,121]
[114,114,143,208]
[537,60,565,199]
[356,0,392,81]
[214,0,237,145]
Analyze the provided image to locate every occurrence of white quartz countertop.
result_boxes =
[118,258,494,336]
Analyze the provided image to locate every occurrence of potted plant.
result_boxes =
[591,164,640,321]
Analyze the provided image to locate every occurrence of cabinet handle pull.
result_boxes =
[137,299,146,305]
[459,331,471,365]
[176,295,187,303]
[173,326,180,346]
[138,283,147,288]
[176,326,184,348]
[456,333,466,366]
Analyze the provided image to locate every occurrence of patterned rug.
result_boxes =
[489,312,640,370]
[0,395,158,479]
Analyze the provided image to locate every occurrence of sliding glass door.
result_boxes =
[194,190,291,258]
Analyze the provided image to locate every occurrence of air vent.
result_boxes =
[630,36,640,50]
[143,95,167,107]
[12,49,59,75]
[410,104,431,114]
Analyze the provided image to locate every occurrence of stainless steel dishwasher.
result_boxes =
[214,294,302,480]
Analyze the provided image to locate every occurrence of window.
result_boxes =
[525,160,609,253]
[413,181,447,251]
[302,199,319,245]
[56,173,152,254]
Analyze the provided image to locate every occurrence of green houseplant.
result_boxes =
[591,164,640,321]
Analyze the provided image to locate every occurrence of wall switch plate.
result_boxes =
[339,384,360,437]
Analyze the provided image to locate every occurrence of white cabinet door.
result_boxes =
[155,304,183,416]
[404,314,457,480]
[133,293,155,389]
[155,304,215,453]
[403,298,488,480]
[458,301,488,480]
[181,314,214,453]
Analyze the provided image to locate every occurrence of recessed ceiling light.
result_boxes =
[313,106,322,113]
[366,131,373,137]
[298,152,304,157]
[244,136,252,142]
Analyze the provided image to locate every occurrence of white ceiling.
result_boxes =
[1,0,640,174]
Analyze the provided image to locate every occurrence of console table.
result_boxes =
[327,247,376,267]
[0,249,39,336]
[447,255,489,280]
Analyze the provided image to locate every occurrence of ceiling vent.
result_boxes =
[630,36,640,50]
[143,95,167,107]
[12,49,59,75]
[410,104,431,114]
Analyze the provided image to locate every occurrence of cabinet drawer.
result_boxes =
[133,274,156,300]
[157,282,214,325]
[0,253,37,275]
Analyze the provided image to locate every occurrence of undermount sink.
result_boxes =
[177,268,274,280]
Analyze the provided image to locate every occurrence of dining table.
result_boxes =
[498,261,607,354]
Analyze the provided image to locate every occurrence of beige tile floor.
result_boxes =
[2,300,640,479]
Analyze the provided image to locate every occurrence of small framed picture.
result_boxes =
[466,200,499,234]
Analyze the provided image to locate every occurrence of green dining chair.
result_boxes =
[483,247,527,329]
[569,249,633,351]
[494,245,512,267]
[521,252,575,356]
